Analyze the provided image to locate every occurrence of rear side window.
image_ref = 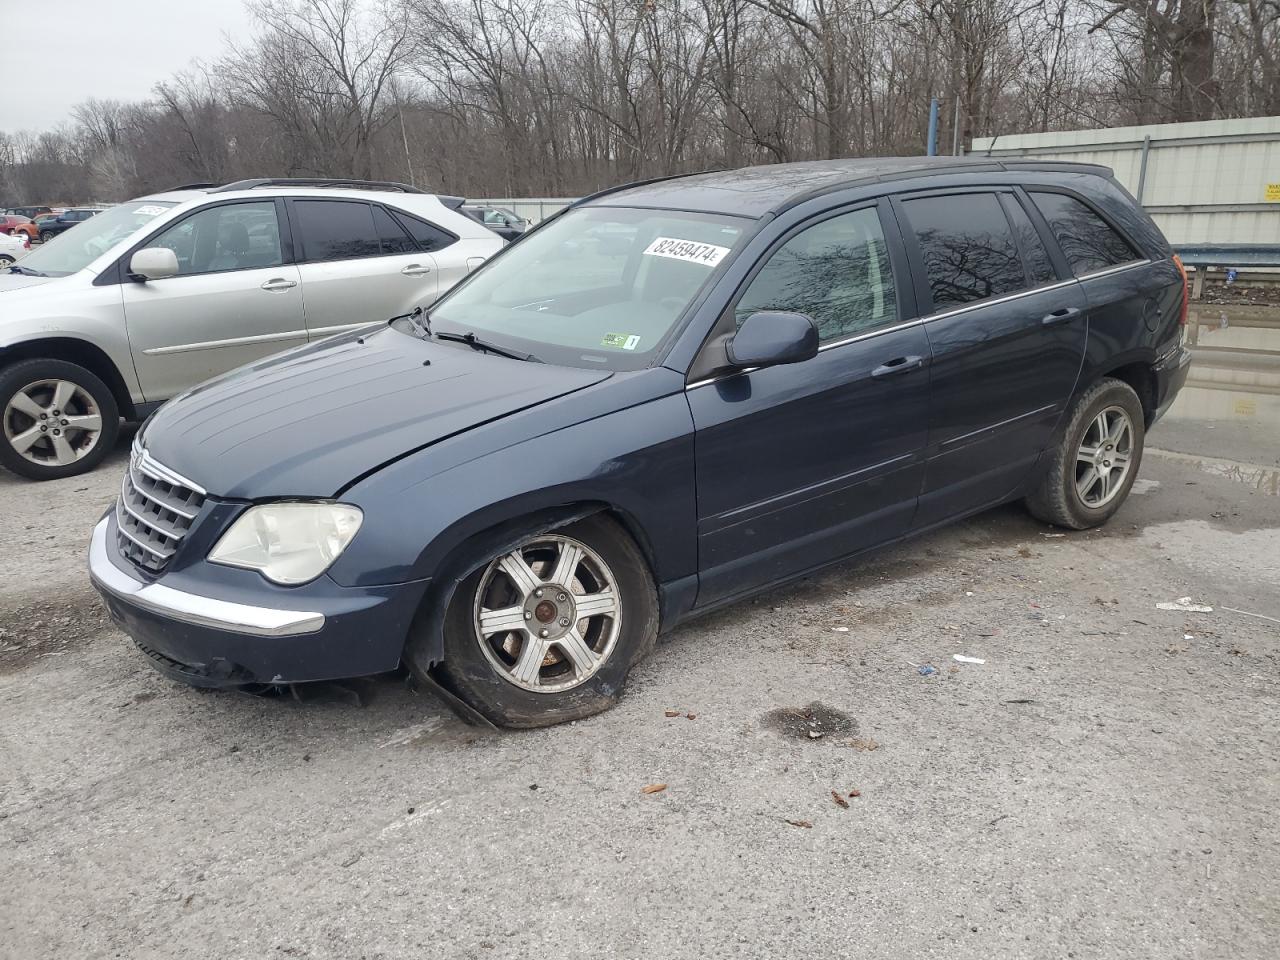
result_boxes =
[735,206,897,343]
[902,193,1024,310]
[1029,192,1140,276]
[389,210,457,253]
[372,205,417,254]
[1004,197,1057,287]
[293,200,381,262]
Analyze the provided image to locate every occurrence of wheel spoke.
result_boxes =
[1076,466,1099,502]
[1098,468,1113,500]
[50,434,77,464]
[8,390,45,420]
[478,605,527,635]
[62,413,101,432]
[1091,412,1109,444]
[1107,416,1128,445]
[511,636,548,686]
[51,380,75,413]
[1077,444,1099,463]
[9,424,43,453]
[575,589,618,619]
[554,627,598,677]
[498,550,541,599]
[549,542,583,588]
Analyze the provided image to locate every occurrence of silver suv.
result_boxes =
[0,178,504,480]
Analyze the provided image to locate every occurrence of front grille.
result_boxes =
[116,450,206,574]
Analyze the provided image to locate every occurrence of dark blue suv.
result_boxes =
[88,158,1191,727]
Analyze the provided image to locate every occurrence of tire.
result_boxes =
[0,256,12,267]
[411,514,660,729]
[0,358,120,481]
[1025,377,1145,530]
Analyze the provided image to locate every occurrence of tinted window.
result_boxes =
[392,210,456,253]
[904,193,1024,310]
[735,206,897,343]
[1004,197,1056,286]
[149,201,282,276]
[1030,191,1139,276]
[372,205,416,254]
[294,200,380,261]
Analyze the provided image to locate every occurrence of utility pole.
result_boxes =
[926,97,939,156]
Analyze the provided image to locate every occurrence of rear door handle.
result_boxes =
[1042,306,1082,326]
[260,278,297,291]
[871,355,925,378]
[401,264,432,277]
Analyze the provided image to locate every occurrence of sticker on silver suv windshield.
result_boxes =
[132,205,169,216]
[601,333,642,350]
[643,237,730,267]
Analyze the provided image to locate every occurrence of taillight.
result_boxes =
[1172,254,1189,326]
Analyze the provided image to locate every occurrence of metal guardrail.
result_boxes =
[1174,245,1280,299]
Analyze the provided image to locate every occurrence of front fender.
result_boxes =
[328,390,698,591]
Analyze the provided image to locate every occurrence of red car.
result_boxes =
[0,215,37,240]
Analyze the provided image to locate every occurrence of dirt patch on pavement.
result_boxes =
[763,701,857,740]
[0,590,111,674]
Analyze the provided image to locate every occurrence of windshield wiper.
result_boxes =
[8,265,47,277]
[388,305,432,338]
[434,330,542,363]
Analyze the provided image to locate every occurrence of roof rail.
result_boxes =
[165,182,220,191]
[569,169,723,208]
[210,178,427,195]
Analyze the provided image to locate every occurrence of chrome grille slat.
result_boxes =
[115,449,205,574]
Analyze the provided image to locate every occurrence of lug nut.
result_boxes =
[557,592,567,602]
[559,617,570,627]
[524,611,532,620]
[539,628,549,638]
[60,419,68,426]
[39,413,47,420]
[534,588,543,598]
[52,429,60,436]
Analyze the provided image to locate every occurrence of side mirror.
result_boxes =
[727,311,819,368]
[129,247,179,281]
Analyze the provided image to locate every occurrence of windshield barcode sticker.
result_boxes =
[643,237,730,267]
[132,205,169,216]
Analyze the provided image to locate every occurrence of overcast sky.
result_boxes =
[0,0,255,132]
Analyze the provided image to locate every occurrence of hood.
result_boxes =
[0,273,54,293]
[141,325,611,499]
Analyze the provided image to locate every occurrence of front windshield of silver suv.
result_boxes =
[427,206,748,370]
[14,201,177,277]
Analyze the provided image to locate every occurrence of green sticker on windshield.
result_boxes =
[601,333,641,350]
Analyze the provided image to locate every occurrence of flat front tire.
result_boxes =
[1025,377,1145,530]
[410,514,659,728]
[0,359,120,481]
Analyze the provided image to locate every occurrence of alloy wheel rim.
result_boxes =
[473,535,622,693]
[3,379,104,467]
[1075,404,1134,508]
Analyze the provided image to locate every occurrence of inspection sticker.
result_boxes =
[133,205,169,216]
[601,333,642,350]
[643,236,730,267]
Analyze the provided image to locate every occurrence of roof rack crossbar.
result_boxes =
[210,178,427,194]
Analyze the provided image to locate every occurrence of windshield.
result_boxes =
[428,206,748,370]
[16,201,177,277]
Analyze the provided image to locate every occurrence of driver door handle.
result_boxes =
[401,264,432,277]
[260,278,297,291]
[1042,306,1082,326]
[871,355,925,378]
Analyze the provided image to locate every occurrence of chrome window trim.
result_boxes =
[1074,259,1152,282]
[924,277,1078,323]
[89,518,325,638]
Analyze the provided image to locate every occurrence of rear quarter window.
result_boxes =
[1030,192,1140,276]
[902,192,1025,311]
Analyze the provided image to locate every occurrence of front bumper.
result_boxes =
[88,516,428,687]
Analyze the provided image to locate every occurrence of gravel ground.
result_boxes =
[1,424,1278,960]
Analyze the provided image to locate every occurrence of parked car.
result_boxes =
[462,204,528,242]
[6,205,53,220]
[36,207,105,241]
[0,214,36,239]
[88,158,1190,728]
[0,178,502,480]
[0,232,30,266]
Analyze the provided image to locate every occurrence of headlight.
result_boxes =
[208,502,363,585]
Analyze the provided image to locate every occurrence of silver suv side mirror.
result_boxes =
[129,247,179,281]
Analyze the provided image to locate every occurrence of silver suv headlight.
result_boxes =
[209,502,363,585]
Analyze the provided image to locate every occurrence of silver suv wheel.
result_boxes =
[3,378,104,467]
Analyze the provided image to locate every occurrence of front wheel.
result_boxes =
[1025,377,1145,530]
[0,359,120,480]
[409,515,659,728]
[0,256,13,267]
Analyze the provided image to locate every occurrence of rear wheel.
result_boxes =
[1025,377,1145,529]
[409,515,659,728]
[0,359,120,481]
